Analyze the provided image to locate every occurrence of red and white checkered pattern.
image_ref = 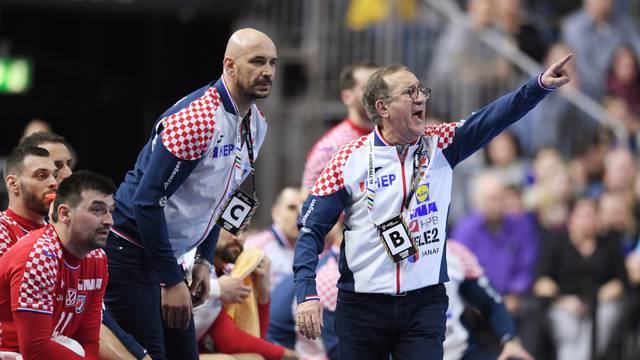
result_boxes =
[302,119,371,189]
[161,87,221,160]
[448,241,484,280]
[0,212,17,257]
[310,136,367,196]
[18,226,62,313]
[86,249,106,260]
[316,256,340,312]
[424,120,465,150]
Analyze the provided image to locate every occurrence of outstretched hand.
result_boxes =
[540,53,572,89]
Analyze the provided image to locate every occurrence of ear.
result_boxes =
[5,175,19,196]
[374,99,389,120]
[223,57,235,77]
[340,89,354,107]
[57,204,72,225]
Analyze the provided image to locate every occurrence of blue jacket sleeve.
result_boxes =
[459,276,516,341]
[443,75,554,167]
[131,143,200,286]
[293,191,348,304]
[197,225,220,264]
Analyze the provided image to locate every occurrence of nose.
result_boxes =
[103,212,114,228]
[262,63,275,78]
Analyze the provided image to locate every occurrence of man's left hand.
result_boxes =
[190,263,211,307]
[540,53,572,89]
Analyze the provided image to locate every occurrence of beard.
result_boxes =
[236,69,272,100]
[216,241,243,264]
[19,183,49,216]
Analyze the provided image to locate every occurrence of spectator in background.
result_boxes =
[599,191,637,254]
[604,96,640,152]
[429,0,514,118]
[534,198,628,360]
[244,187,304,289]
[20,118,53,139]
[562,0,640,97]
[453,173,538,315]
[494,0,549,62]
[482,131,527,187]
[607,45,640,115]
[302,62,377,191]
[524,149,574,238]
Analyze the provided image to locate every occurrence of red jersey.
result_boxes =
[0,209,44,257]
[301,118,371,189]
[0,225,107,359]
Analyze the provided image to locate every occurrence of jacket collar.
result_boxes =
[213,76,240,116]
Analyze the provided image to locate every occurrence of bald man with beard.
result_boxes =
[104,28,277,360]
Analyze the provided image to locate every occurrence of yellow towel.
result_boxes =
[224,248,265,337]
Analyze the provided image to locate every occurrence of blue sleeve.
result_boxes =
[321,309,339,360]
[459,276,516,341]
[102,310,148,359]
[443,75,553,167]
[293,191,348,304]
[197,225,220,263]
[131,142,200,286]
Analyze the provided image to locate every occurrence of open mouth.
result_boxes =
[412,109,425,121]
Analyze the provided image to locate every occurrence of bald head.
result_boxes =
[222,28,277,110]
[225,28,276,60]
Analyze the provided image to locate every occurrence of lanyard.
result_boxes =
[234,114,257,197]
[366,133,425,223]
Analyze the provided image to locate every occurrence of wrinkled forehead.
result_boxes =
[384,69,419,92]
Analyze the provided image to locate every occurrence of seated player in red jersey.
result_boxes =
[0,170,116,360]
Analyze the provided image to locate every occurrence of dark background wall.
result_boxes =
[0,1,236,183]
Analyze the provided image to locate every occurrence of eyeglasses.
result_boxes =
[383,85,431,101]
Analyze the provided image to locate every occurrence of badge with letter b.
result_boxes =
[216,189,259,236]
[377,216,417,263]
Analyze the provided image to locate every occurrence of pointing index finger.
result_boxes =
[552,53,572,71]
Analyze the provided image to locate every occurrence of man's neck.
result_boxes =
[347,110,374,131]
[8,201,45,225]
[378,125,416,147]
[222,74,252,117]
[53,223,87,259]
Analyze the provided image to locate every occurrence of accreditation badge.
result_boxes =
[376,215,418,263]
[216,189,259,236]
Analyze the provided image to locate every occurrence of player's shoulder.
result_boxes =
[161,85,222,161]
[424,121,465,150]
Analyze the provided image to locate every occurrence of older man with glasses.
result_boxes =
[293,55,572,360]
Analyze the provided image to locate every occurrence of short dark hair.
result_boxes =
[51,170,116,222]
[20,131,70,150]
[362,64,407,124]
[3,145,50,178]
[339,61,377,91]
